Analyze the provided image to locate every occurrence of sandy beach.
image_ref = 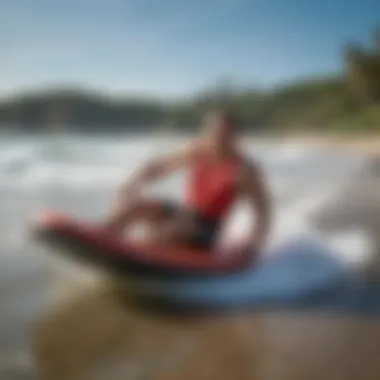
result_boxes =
[1,136,380,380]
[267,134,380,155]
[32,288,380,380]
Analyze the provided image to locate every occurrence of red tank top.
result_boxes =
[185,152,241,221]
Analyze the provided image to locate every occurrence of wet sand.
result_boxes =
[32,288,380,380]
[2,149,380,380]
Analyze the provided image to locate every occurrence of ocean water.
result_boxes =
[0,135,369,235]
[0,134,372,302]
[0,134,376,376]
[0,134,370,273]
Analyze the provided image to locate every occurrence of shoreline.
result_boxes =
[2,129,380,155]
[275,134,380,155]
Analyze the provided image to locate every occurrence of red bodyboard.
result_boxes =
[33,211,252,277]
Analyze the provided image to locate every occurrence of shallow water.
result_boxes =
[0,134,377,379]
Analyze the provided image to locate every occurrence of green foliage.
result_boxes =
[333,105,380,133]
[0,89,166,132]
[2,26,380,134]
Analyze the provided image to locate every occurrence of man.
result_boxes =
[106,109,271,256]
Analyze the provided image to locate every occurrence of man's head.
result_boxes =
[202,109,239,154]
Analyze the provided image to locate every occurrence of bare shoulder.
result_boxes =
[156,139,202,168]
[184,139,204,156]
[176,139,204,162]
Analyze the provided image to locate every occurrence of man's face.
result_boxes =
[203,113,234,151]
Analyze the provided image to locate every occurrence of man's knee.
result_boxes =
[127,198,165,220]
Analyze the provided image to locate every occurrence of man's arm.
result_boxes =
[239,160,271,254]
[118,144,199,198]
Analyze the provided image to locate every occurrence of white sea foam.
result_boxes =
[0,135,371,269]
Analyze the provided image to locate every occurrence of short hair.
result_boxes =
[205,108,239,130]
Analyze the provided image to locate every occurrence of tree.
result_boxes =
[342,43,363,64]
[373,26,380,55]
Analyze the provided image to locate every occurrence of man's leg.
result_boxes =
[105,197,168,233]
[155,212,219,249]
[105,197,214,247]
[148,215,194,244]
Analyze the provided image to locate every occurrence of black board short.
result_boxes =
[161,201,220,249]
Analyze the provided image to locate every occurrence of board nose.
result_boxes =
[34,211,68,227]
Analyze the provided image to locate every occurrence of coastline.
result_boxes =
[155,131,380,156]
[1,129,380,155]
[298,136,380,155]
[252,133,380,155]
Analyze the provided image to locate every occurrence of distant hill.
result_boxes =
[0,77,354,133]
[2,26,380,134]
[0,89,166,132]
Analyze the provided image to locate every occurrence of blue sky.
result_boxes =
[1,0,379,98]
